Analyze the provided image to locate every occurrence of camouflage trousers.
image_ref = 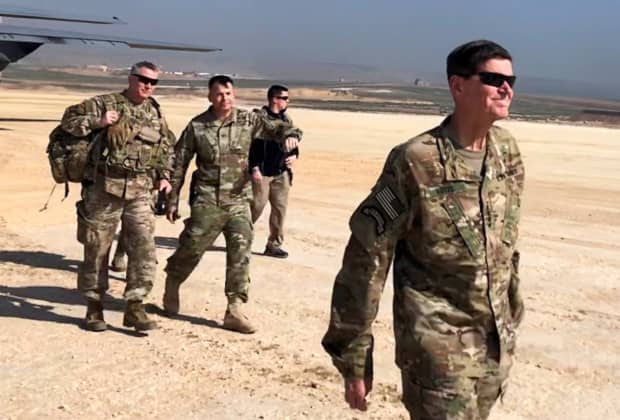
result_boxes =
[76,182,156,301]
[165,202,253,302]
[112,229,127,260]
[250,171,290,249]
[112,191,157,261]
[399,340,511,420]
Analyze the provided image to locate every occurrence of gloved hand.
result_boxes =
[107,116,139,150]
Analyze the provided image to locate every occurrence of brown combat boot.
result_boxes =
[123,300,158,331]
[162,277,180,315]
[223,298,256,334]
[109,254,127,272]
[84,299,106,332]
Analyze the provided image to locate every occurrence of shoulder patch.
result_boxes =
[354,183,405,238]
[374,185,404,221]
[361,206,386,235]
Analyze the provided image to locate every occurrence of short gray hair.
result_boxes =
[130,61,159,75]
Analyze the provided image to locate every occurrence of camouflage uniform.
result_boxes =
[61,91,174,302]
[165,106,302,302]
[322,116,525,419]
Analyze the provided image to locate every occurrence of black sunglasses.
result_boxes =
[132,73,159,86]
[275,96,289,101]
[476,71,516,88]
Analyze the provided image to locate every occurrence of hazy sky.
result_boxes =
[6,0,620,88]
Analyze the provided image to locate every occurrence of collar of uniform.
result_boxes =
[228,107,241,124]
[263,105,287,120]
[202,106,239,127]
[118,90,133,107]
[119,90,151,109]
[437,115,482,182]
[483,127,508,179]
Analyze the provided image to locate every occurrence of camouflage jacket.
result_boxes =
[169,106,302,207]
[249,106,299,177]
[60,91,175,199]
[322,116,525,384]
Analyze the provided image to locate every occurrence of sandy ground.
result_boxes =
[1,87,619,420]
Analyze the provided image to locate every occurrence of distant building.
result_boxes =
[330,87,353,97]
[85,64,108,72]
[413,78,430,87]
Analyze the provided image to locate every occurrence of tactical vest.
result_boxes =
[101,93,171,175]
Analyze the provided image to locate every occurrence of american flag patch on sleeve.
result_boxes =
[374,185,404,221]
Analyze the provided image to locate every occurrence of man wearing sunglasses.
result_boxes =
[61,61,175,332]
[249,84,299,259]
[163,75,302,334]
[323,40,525,419]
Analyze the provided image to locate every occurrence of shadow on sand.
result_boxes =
[145,303,223,330]
[207,245,265,257]
[0,285,146,337]
[0,250,125,280]
[154,237,265,257]
[0,250,80,273]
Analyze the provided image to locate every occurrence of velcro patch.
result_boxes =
[374,185,404,221]
[361,206,386,235]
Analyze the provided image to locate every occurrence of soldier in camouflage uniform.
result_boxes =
[163,75,302,334]
[322,40,525,419]
[61,61,175,332]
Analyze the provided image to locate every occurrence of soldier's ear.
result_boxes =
[448,75,464,95]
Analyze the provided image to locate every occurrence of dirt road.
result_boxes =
[1,87,619,419]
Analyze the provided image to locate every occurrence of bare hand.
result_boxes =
[284,155,297,168]
[251,167,263,183]
[166,204,180,223]
[344,378,373,411]
[283,137,299,153]
[159,179,172,194]
[100,110,119,127]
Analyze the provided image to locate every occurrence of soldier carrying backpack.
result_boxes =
[54,61,175,332]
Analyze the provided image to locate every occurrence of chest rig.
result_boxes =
[102,93,170,174]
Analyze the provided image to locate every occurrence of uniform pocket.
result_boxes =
[197,132,217,162]
[137,126,161,144]
[501,192,520,246]
[442,197,484,259]
[76,202,98,245]
[229,124,251,152]
[401,375,472,419]
[196,165,220,185]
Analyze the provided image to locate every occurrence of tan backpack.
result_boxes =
[46,125,104,184]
